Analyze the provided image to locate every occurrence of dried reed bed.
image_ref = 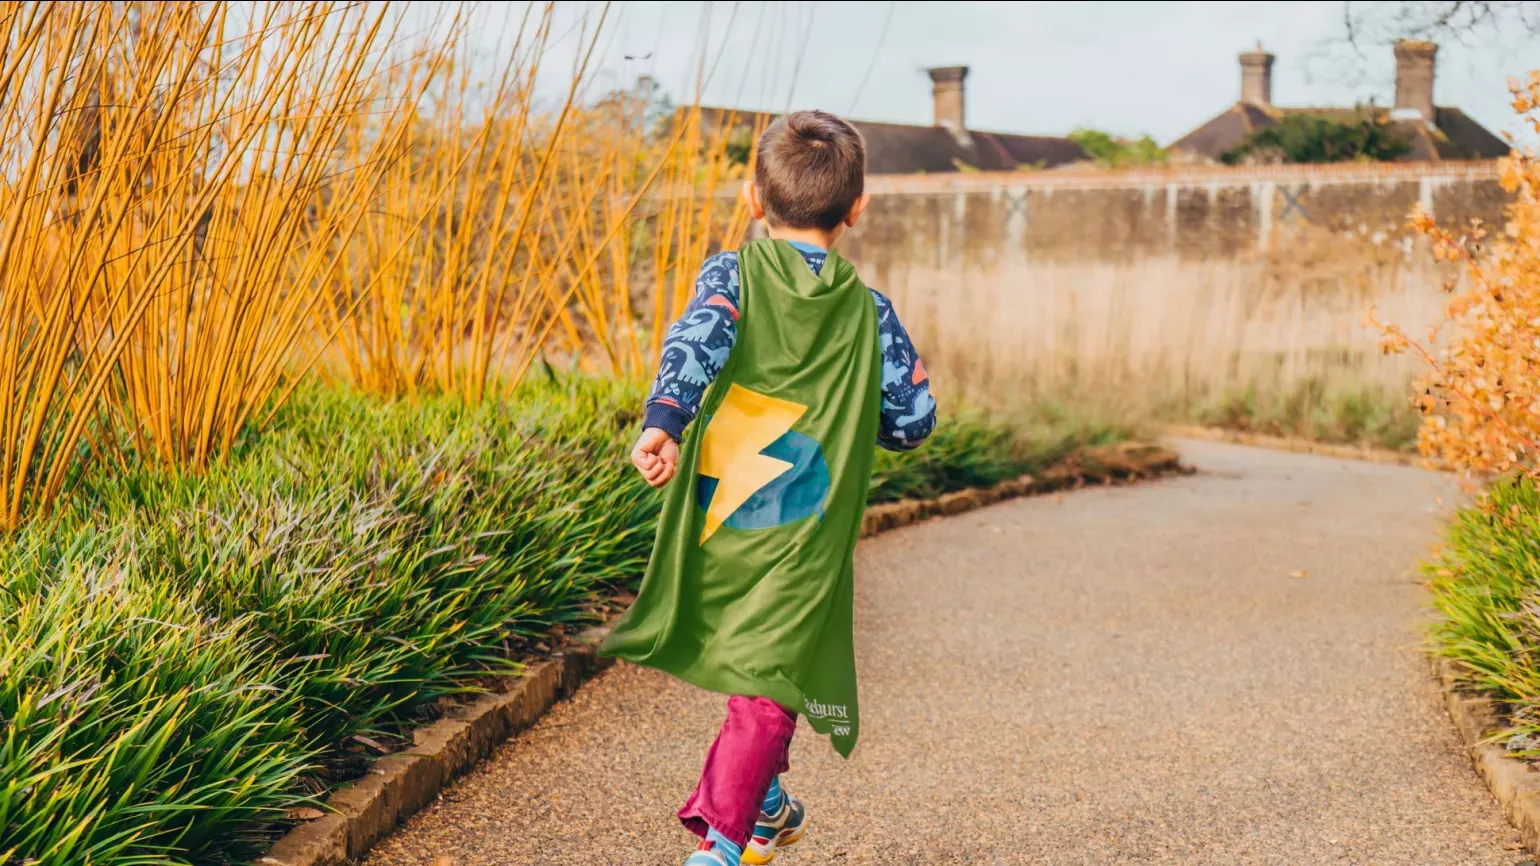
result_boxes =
[875,252,1444,431]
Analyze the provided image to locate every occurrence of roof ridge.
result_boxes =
[974,130,1020,169]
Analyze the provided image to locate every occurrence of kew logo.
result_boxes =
[804,698,849,721]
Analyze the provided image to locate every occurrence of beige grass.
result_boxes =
[871,253,1446,425]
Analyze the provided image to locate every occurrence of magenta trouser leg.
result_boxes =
[678,695,797,848]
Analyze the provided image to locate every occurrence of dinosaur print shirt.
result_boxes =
[643,240,937,451]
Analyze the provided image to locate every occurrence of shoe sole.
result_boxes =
[740,816,809,865]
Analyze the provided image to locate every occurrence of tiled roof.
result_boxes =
[1432,107,1510,159]
[1169,103,1509,163]
[697,107,1087,174]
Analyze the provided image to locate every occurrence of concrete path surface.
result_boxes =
[365,440,1521,865]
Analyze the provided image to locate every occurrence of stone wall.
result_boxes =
[839,161,1506,278]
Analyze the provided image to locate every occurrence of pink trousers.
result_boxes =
[678,695,797,848]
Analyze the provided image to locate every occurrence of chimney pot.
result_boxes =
[1394,40,1437,126]
[927,65,968,131]
[1239,44,1274,107]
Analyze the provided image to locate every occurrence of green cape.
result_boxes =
[601,238,881,757]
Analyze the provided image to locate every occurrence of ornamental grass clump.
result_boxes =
[1427,476,1540,730]
[34,379,659,745]
[0,377,1116,864]
[0,573,308,865]
[0,379,657,864]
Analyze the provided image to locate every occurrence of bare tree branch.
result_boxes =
[1343,1,1540,48]
[1316,1,1538,86]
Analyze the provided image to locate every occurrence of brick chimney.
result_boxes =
[927,66,968,131]
[1238,42,1274,107]
[1393,40,1437,125]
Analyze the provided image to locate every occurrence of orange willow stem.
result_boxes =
[0,0,763,527]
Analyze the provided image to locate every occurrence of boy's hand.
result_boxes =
[631,427,680,488]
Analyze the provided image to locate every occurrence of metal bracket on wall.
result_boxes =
[1279,184,1310,223]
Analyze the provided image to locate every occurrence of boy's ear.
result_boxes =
[741,181,765,220]
[843,192,871,228]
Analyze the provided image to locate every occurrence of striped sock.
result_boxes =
[761,776,785,816]
[704,827,743,865]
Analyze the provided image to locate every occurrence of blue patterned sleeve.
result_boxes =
[642,251,741,440]
[871,289,937,451]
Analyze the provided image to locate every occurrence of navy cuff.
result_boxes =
[642,401,693,441]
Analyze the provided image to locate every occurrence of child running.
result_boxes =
[600,109,937,866]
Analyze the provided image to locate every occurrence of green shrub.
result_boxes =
[1068,128,1168,168]
[1221,110,1411,165]
[1194,379,1420,452]
[0,575,307,865]
[870,405,1128,502]
[1429,477,1540,728]
[0,382,1121,864]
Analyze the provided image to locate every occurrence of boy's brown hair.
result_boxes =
[754,110,866,231]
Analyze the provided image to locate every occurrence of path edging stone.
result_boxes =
[1438,658,1540,856]
[1162,424,1448,470]
[262,441,1186,866]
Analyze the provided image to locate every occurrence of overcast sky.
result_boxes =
[483,1,1540,146]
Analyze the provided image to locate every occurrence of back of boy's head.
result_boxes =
[755,110,866,231]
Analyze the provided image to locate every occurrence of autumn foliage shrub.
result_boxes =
[1375,73,1540,475]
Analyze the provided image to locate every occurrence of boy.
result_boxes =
[600,109,937,866]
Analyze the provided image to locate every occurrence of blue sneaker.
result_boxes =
[742,794,808,864]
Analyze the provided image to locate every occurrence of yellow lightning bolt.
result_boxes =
[697,384,808,544]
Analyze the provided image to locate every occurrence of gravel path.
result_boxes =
[365,440,1521,865]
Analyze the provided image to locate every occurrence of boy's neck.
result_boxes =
[766,225,837,251]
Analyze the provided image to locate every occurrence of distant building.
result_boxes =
[698,66,1086,174]
[1170,41,1509,163]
